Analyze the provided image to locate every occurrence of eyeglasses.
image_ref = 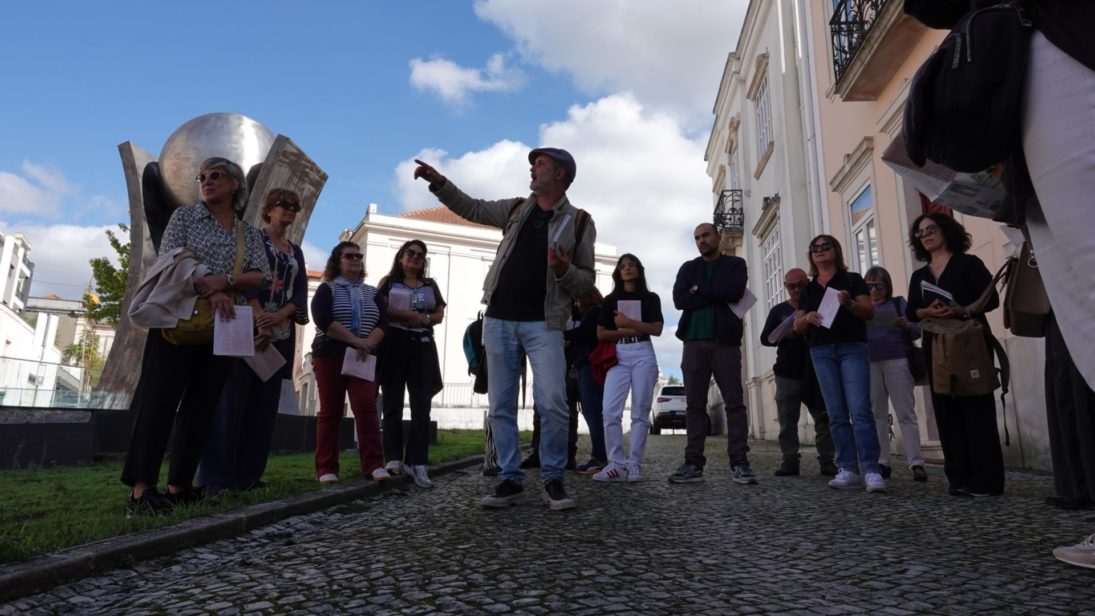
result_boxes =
[342,253,364,261]
[809,242,834,253]
[866,282,887,291]
[914,224,939,239]
[783,281,806,290]
[195,171,229,183]
[404,249,426,260]
[273,200,301,213]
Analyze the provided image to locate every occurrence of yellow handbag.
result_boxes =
[162,224,245,346]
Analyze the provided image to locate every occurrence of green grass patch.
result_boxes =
[0,429,516,564]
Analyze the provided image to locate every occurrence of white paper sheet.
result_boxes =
[728,288,758,319]
[551,212,574,247]
[616,299,642,321]
[767,313,797,344]
[818,287,842,329]
[920,280,957,305]
[213,305,255,357]
[341,347,377,381]
[243,343,286,382]
[388,287,412,311]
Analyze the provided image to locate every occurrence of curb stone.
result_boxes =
[0,454,486,602]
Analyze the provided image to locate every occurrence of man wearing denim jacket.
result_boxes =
[668,223,756,485]
[414,148,595,510]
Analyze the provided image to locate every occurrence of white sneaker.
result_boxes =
[592,465,629,482]
[865,472,887,493]
[403,463,434,488]
[627,465,642,482]
[318,473,339,484]
[828,469,862,489]
[385,460,403,475]
[1053,533,1095,570]
[370,467,391,481]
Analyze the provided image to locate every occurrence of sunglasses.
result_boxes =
[914,224,939,239]
[866,282,887,291]
[404,249,426,260]
[342,253,364,261]
[195,171,229,183]
[809,242,834,253]
[274,200,301,213]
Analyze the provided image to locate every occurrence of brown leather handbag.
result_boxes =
[162,225,245,346]
[1003,240,1050,338]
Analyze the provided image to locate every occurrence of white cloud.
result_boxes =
[409,52,526,106]
[474,0,746,126]
[395,94,714,376]
[299,239,327,274]
[0,162,74,215]
[0,222,120,300]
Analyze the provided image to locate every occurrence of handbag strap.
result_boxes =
[233,222,245,275]
[966,260,1010,316]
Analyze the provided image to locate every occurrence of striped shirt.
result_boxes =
[310,281,389,357]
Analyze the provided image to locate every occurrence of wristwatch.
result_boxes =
[225,273,235,289]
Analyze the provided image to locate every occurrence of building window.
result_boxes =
[754,75,773,158]
[849,184,878,273]
[761,223,783,311]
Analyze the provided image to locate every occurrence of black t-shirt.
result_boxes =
[486,206,552,321]
[599,289,663,332]
[799,270,870,346]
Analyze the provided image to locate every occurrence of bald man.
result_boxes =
[760,268,837,477]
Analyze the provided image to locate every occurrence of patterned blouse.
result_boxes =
[160,204,270,281]
[246,233,308,340]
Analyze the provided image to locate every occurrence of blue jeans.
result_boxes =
[577,364,607,463]
[483,318,568,483]
[809,343,881,475]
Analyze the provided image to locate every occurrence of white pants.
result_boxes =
[1022,31,1095,391]
[870,358,924,467]
[602,340,659,469]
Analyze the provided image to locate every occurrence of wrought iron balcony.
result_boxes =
[713,189,744,235]
[830,0,889,83]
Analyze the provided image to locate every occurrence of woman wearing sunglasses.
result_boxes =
[905,213,1003,497]
[310,241,389,484]
[793,235,885,493]
[197,188,309,495]
[593,254,663,482]
[377,240,446,488]
[863,265,927,483]
[121,157,270,514]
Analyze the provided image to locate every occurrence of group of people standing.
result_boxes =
[121,156,446,514]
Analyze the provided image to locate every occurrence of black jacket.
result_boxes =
[673,254,748,345]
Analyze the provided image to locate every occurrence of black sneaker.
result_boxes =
[541,479,575,511]
[575,459,606,475]
[819,461,838,477]
[481,479,524,508]
[732,463,758,485]
[879,464,893,479]
[126,488,173,516]
[166,488,203,506]
[668,463,704,483]
[774,461,800,477]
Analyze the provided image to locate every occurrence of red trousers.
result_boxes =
[312,355,383,478]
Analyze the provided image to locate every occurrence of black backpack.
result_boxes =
[903,2,1033,172]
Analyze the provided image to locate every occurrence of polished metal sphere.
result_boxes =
[158,113,275,207]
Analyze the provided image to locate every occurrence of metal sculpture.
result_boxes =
[92,113,327,409]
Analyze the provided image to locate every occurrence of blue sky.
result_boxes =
[0,0,746,374]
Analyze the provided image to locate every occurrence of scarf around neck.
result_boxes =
[334,276,363,335]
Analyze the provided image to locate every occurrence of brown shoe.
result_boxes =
[912,465,928,482]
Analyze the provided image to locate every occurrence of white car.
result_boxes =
[649,382,724,435]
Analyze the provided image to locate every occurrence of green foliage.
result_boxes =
[82,224,130,327]
[62,330,104,389]
[0,429,517,563]
[667,375,681,385]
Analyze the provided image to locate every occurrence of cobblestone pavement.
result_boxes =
[3,436,1094,615]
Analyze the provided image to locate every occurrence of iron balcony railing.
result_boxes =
[713,189,744,234]
[830,0,889,83]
